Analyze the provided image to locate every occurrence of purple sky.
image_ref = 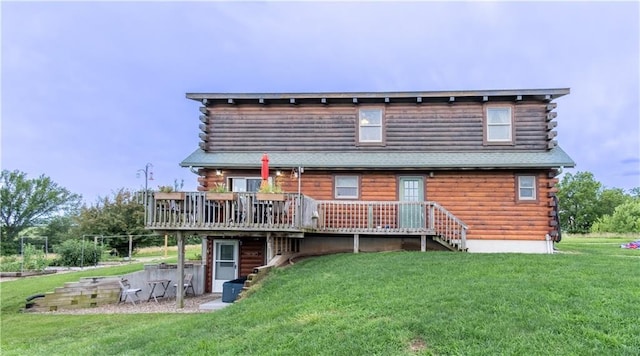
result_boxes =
[2,1,639,205]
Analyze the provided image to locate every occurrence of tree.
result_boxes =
[40,215,76,251]
[556,171,602,233]
[72,188,153,256]
[557,171,638,233]
[591,200,640,233]
[0,170,81,254]
[597,187,630,218]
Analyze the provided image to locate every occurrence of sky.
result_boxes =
[2,1,639,205]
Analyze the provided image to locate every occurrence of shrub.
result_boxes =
[53,239,103,267]
[591,200,640,233]
[0,244,48,272]
[22,243,48,271]
[0,255,20,272]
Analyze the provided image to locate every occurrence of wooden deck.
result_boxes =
[145,192,467,250]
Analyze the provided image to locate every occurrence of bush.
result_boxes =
[591,200,640,233]
[53,239,103,267]
[0,255,20,272]
[0,244,48,272]
[22,243,48,271]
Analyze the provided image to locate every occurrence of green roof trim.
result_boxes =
[180,147,576,170]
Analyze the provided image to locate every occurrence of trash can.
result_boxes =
[222,277,247,303]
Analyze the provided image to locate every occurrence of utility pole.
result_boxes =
[137,163,154,224]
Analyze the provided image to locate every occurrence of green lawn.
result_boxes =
[1,238,638,355]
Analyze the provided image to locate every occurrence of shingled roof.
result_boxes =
[180,147,575,170]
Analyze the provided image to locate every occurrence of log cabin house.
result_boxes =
[146,89,575,295]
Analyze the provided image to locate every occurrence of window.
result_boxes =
[359,108,383,143]
[335,176,359,199]
[517,175,536,202]
[485,106,513,144]
[230,178,262,192]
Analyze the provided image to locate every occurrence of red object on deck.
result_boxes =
[261,153,269,180]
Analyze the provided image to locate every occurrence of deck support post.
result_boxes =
[354,234,359,253]
[266,233,273,261]
[421,235,426,252]
[176,231,184,309]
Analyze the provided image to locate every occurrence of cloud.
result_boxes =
[2,1,639,203]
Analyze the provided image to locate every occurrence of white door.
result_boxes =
[213,240,239,293]
[399,177,425,228]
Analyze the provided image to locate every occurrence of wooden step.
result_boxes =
[432,236,459,252]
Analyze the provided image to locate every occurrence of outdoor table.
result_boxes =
[147,279,171,303]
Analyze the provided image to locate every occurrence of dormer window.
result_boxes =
[484,105,514,145]
[358,108,384,143]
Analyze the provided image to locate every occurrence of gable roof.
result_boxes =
[180,147,576,170]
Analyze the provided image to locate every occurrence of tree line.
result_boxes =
[0,169,182,258]
[1,169,638,257]
[556,171,639,234]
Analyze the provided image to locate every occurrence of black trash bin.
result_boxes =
[222,277,247,303]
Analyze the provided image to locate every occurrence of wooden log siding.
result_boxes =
[215,169,554,238]
[186,169,555,241]
[239,238,265,277]
[203,106,356,151]
[201,102,552,152]
[427,171,555,241]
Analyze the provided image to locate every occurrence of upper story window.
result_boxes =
[517,175,537,202]
[358,108,384,143]
[485,105,514,144]
[335,175,359,199]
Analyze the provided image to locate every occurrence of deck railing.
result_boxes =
[146,193,467,249]
[147,192,302,231]
[314,200,467,250]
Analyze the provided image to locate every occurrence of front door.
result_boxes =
[213,240,239,293]
[399,177,425,228]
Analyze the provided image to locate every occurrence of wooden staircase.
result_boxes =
[433,235,467,252]
[237,265,274,301]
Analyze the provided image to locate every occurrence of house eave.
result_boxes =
[186,88,570,105]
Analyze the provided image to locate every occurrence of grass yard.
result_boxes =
[1,237,638,355]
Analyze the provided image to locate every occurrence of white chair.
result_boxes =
[118,279,142,305]
[173,273,195,297]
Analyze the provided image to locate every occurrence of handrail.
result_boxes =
[430,202,468,251]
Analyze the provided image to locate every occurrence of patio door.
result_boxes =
[399,177,425,228]
[212,240,239,293]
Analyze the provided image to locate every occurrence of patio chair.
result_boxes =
[118,278,142,305]
[173,273,195,297]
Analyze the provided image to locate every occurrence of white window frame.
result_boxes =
[485,105,514,144]
[517,175,537,202]
[230,177,262,192]
[358,108,383,143]
[334,175,359,199]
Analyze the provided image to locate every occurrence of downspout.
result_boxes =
[552,194,562,243]
[545,233,552,254]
